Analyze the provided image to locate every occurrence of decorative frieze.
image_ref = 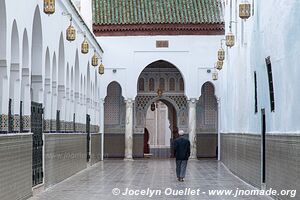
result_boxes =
[60,121,65,132]
[81,123,85,132]
[66,121,72,132]
[0,114,8,132]
[44,119,51,133]
[12,115,20,132]
[75,123,80,133]
[50,119,56,132]
[22,115,31,132]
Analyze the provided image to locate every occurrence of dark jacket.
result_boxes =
[174,136,190,160]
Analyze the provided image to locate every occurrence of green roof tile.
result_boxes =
[93,0,224,25]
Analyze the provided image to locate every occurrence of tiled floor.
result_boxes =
[29,159,272,200]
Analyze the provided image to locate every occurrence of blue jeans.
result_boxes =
[176,160,188,178]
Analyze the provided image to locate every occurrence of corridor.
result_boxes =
[29,160,270,200]
[1,0,299,200]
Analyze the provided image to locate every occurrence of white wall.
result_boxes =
[97,35,223,100]
[221,0,300,134]
[1,0,102,128]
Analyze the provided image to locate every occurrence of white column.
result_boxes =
[217,98,221,161]
[124,98,134,160]
[99,98,104,161]
[188,98,197,159]
[44,83,52,120]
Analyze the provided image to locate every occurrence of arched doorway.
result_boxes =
[144,98,178,158]
[135,60,188,158]
[103,81,126,158]
[196,82,218,158]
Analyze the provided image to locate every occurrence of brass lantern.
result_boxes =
[81,36,89,54]
[44,0,55,15]
[212,72,218,81]
[239,2,251,20]
[216,60,223,70]
[98,63,104,75]
[157,89,163,97]
[218,48,225,61]
[66,19,76,41]
[150,102,156,111]
[226,32,235,48]
[91,52,98,67]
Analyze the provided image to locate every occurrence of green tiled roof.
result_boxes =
[93,0,224,25]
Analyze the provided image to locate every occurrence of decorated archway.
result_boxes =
[196,82,218,158]
[134,60,188,158]
[103,81,126,158]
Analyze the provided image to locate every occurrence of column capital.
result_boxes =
[188,98,198,106]
[125,98,135,104]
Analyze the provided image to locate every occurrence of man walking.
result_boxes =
[174,130,190,182]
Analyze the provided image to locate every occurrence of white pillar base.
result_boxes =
[123,157,134,161]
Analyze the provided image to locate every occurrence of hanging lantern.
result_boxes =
[150,102,156,111]
[98,63,104,75]
[91,52,98,67]
[239,2,251,20]
[216,60,223,70]
[226,32,235,48]
[212,72,218,81]
[81,36,89,54]
[66,19,76,41]
[157,89,163,97]
[218,48,225,61]
[44,0,55,15]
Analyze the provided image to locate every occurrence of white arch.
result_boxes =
[70,66,74,126]
[80,74,83,103]
[22,29,29,70]
[0,0,7,60]
[44,47,52,131]
[74,50,80,126]
[21,29,30,118]
[10,20,19,64]
[66,63,70,90]
[84,76,86,105]
[74,50,79,93]
[65,63,71,126]
[31,6,43,103]
[0,0,7,116]
[45,48,51,79]
[57,33,66,122]
[52,53,57,84]
[9,20,20,119]
[94,70,98,102]
[137,59,187,90]
[71,67,74,95]
[87,62,91,108]
[51,52,57,131]
[58,33,65,85]
[79,74,84,124]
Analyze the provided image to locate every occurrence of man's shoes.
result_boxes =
[178,178,184,182]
